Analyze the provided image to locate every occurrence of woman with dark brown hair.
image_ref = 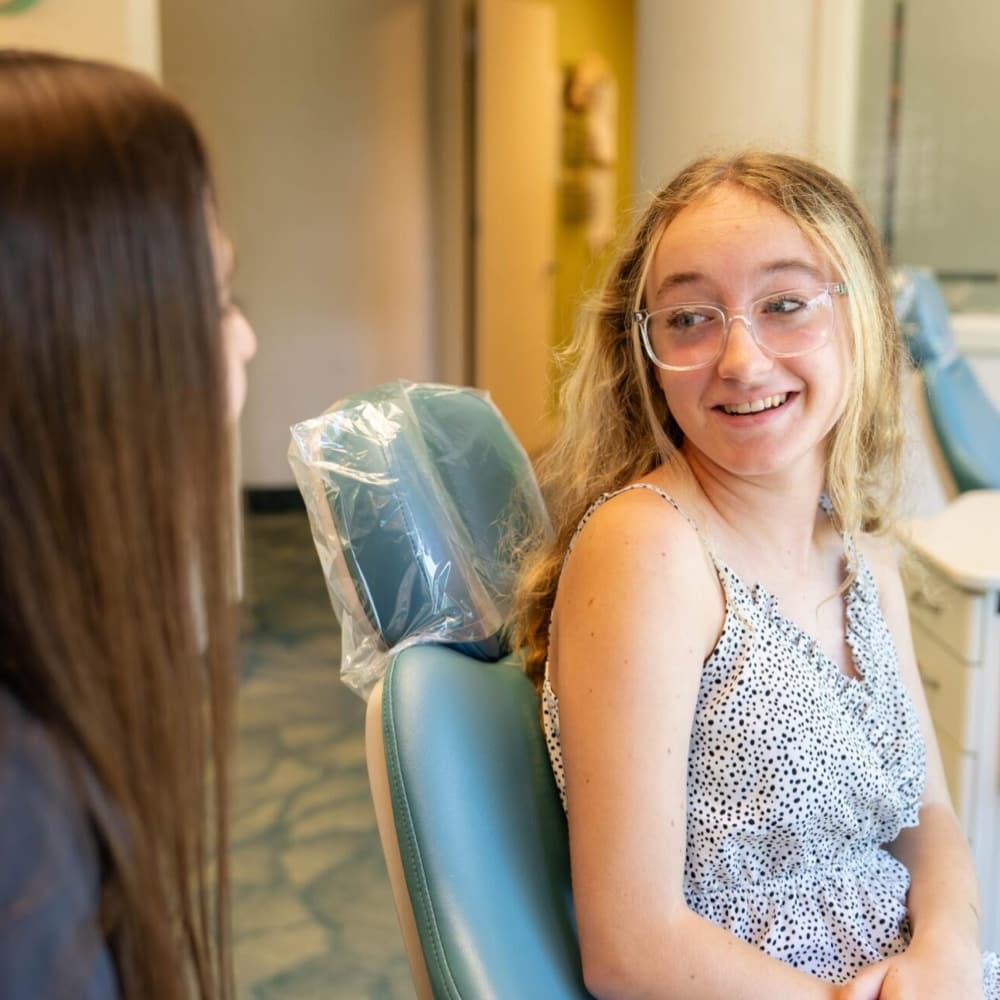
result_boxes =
[0,51,256,997]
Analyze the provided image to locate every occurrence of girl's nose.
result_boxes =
[715,315,773,381]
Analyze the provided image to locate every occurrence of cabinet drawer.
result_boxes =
[905,567,983,663]
[936,727,978,839]
[912,618,982,750]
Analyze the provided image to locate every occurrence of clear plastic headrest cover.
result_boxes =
[288,381,550,700]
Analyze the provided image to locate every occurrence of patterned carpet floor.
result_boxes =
[233,511,414,999]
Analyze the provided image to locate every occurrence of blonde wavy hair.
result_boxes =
[512,151,903,687]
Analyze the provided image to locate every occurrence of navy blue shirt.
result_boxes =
[0,691,119,997]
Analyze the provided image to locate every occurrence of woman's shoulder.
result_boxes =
[0,686,100,906]
[569,476,710,569]
[0,689,120,998]
[0,688,82,818]
[575,462,707,539]
[556,473,723,650]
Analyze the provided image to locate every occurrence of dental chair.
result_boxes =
[289,383,591,1000]
[894,268,1000,514]
[367,649,587,999]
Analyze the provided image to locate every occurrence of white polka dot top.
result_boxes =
[542,484,999,990]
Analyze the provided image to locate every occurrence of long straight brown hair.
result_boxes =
[0,51,236,998]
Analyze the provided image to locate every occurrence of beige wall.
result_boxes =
[635,0,859,192]
[0,0,160,76]
[163,0,435,486]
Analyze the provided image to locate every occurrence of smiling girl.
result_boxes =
[515,152,997,1000]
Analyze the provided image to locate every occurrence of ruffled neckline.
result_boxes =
[705,551,925,828]
[714,550,879,694]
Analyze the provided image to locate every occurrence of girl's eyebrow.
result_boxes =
[653,271,703,299]
[653,258,825,300]
[761,258,824,280]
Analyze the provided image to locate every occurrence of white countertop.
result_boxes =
[953,313,1000,356]
[905,490,1000,589]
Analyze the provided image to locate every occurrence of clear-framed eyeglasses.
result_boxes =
[633,283,848,372]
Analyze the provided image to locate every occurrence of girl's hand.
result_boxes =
[837,936,984,1000]
[836,960,889,1000]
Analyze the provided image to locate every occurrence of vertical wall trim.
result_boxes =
[127,0,161,78]
[428,0,472,386]
[463,0,477,388]
[810,0,862,179]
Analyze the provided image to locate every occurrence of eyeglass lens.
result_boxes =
[644,287,835,370]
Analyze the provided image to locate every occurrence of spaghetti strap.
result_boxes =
[819,491,859,575]
[562,483,730,592]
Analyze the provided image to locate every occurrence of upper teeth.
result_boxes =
[722,393,788,415]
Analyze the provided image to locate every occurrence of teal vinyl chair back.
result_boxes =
[292,382,590,998]
[367,647,590,999]
[894,268,1000,492]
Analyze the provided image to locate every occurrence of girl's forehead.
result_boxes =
[647,185,832,291]
[662,186,811,251]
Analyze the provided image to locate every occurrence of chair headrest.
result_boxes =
[923,358,1000,492]
[289,381,550,699]
[893,267,956,367]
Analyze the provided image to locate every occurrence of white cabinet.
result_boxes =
[904,491,1000,951]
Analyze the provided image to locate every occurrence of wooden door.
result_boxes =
[475,0,558,454]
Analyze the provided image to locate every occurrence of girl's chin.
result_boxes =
[682,440,826,484]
